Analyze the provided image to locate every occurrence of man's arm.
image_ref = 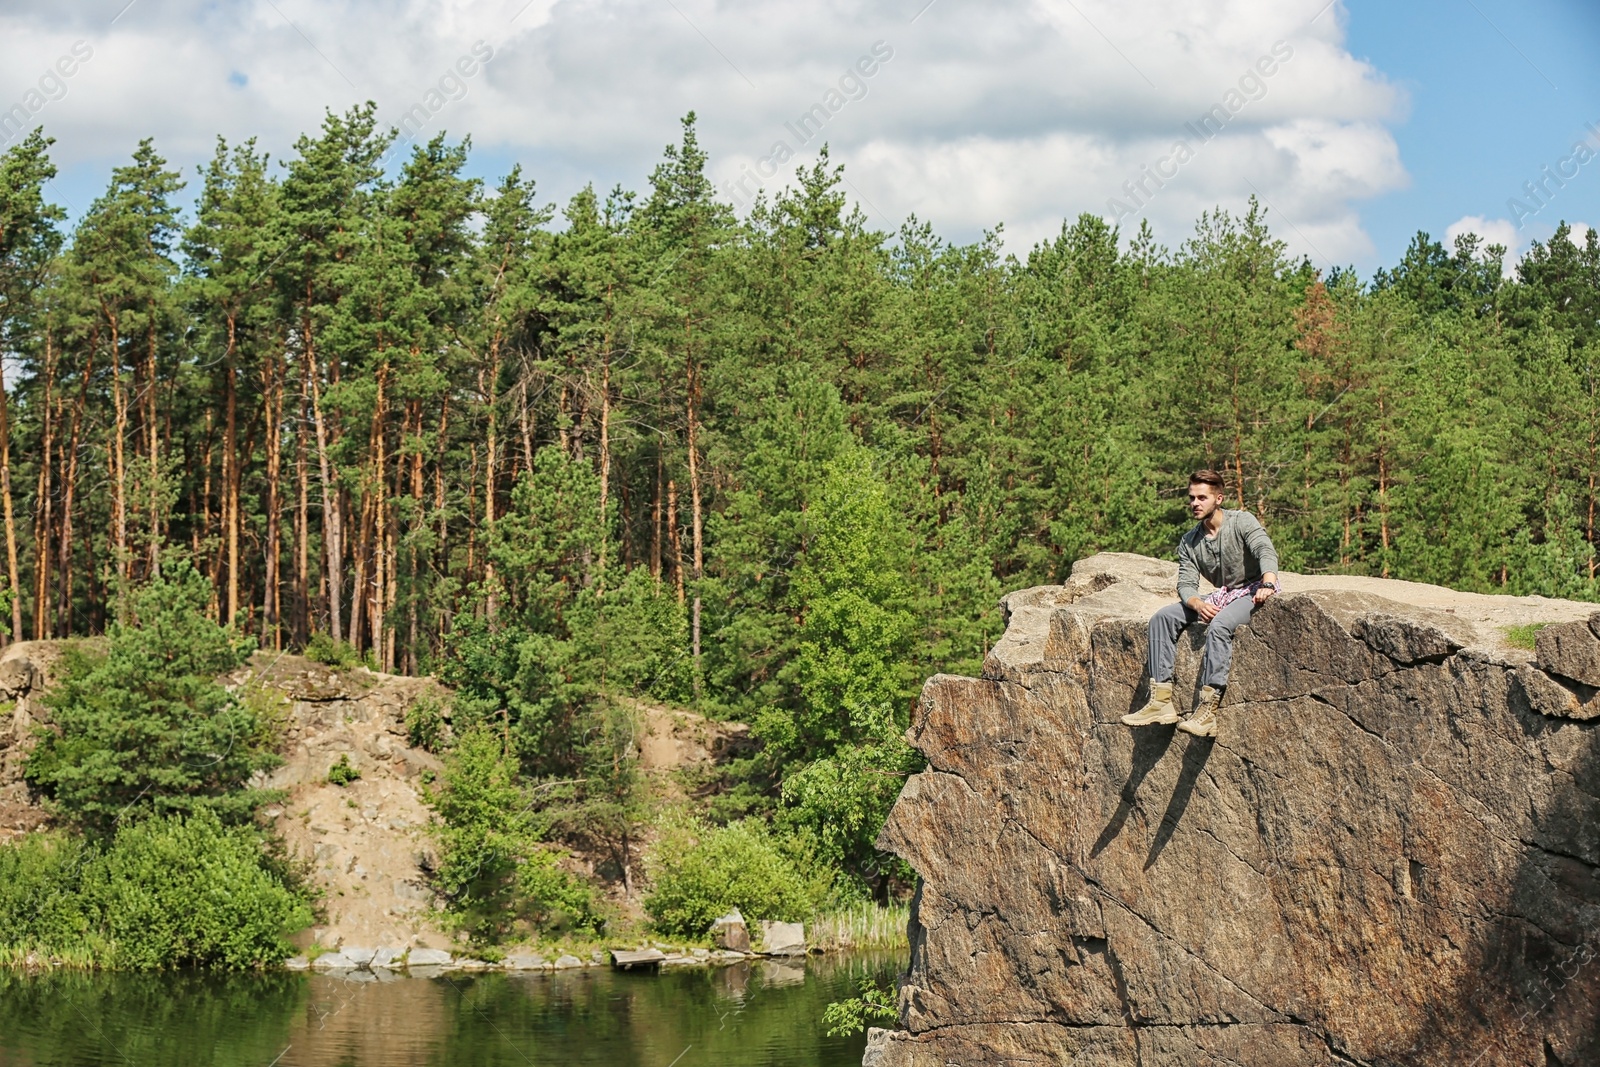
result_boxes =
[1177,536,1218,619]
[1243,515,1280,576]
[1243,513,1281,602]
[1176,535,1200,604]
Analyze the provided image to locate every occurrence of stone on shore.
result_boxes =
[502,953,548,970]
[370,947,403,969]
[710,908,751,952]
[757,921,805,956]
[311,952,357,970]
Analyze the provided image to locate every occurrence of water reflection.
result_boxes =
[0,954,900,1067]
[0,969,308,1066]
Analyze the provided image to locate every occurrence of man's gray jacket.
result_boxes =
[1176,509,1280,603]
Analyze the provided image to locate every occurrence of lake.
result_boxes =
[0,953,901,1067]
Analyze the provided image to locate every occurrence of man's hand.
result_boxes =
[1253,573,1279,604]
[1188,596,1220,622]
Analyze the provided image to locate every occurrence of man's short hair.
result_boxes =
[1189,469,1227,492]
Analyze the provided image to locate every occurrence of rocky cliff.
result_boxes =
[867,553,1600,1067]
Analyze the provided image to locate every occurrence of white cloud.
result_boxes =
[0,0,1407,266]
[1446,215,1523,274]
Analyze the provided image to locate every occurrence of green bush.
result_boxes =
[822,975,898,1037]
[426,726,600,943]
[0,832,105,966]
[404,697,448,754]
[643,818,831,937]
[326,754,360,786]
[517,848,602,933]
[303,632,364,670]
[0,811,313,969]
[23,565,274,831]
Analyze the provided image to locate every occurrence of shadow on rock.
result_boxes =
[1396,701,1600,1066]
[1144,735,1213,869]
[1091,726,1176,858]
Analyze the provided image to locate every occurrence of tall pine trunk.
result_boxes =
[107,313,128,582]
[370,365,388,666]
[651,441,663,585]
[305,327,342,643]
[262,344,284,646]
[223,315,239,623]
[408,399,425,674]
[668,478,683,605]
[146,316,161,577]
[482,355,499,617]
[295,363,311,646]
[58,346,92,637]
[31,330,56,640]
[0,358,22,641]
[685,332,704,697]
[597,337,611,596]
[434,396,450,640]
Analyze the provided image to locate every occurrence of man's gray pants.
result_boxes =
[1148,598,1256,690]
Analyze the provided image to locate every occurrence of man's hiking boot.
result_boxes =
[1122,680,1178,726]
[1178,686,1222,738]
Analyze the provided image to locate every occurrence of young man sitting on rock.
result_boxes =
[1122,469,1280,738]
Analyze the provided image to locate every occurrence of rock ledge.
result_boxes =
[870,553,1600,1067]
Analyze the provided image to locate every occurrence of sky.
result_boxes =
[1,0,1597,278]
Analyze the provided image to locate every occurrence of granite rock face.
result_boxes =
[868,553,1600,1067]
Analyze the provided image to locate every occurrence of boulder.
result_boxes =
[553,954,584,969]
[340,946,376,967]
[1537,614,1600,687]
[310,952,357,970]
[370,947,403,969]
[757,920,805,957]
[710,908,750,952]
[405,948,452,967]
[867,553,1600,1067]
[502,953,548,970]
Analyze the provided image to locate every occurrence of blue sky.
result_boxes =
[3,0,1597,278]
[1343,0,1600,268]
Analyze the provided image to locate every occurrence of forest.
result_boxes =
[1,106,1598,924]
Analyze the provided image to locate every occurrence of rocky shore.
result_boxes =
[284,916,814,977]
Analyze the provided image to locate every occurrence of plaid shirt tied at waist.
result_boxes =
[1202,579,1272,608]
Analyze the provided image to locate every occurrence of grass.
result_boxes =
[808,902,910,952]
[0,944,103,969]
[1503,622,1554,651]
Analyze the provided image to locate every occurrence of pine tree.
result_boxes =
[0,130,64,637]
